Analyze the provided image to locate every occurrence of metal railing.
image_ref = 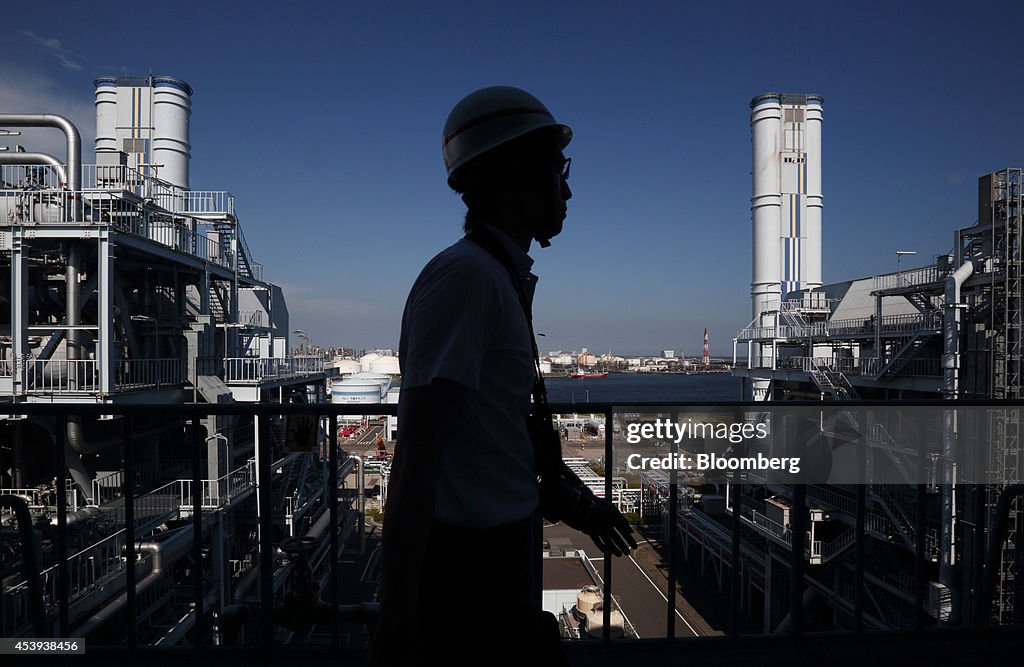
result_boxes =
[747,509,823,560]
[25,358,98,393]
[735,323,828,341]
[1,400,1022,659]
[223,355,325,383]
[873,266,947,290]
[772,355,942,379]
[7,357,185,394]
[179,458,256,509]
[1,164,65,190]
[91,470,124,506]
[739,312,942,342]
[114,358,185,390]
[239,310,266,328]
[1,166,261,282]
[0,487,48,506]
[185,191,235,217]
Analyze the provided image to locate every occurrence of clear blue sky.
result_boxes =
[4,2,1023,355]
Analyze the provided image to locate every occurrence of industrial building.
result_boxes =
[0,76,343,643]
[687,92,1024,630]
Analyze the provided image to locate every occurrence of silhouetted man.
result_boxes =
[369,87,635,666]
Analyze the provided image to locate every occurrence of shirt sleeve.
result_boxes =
[400,254,499,391]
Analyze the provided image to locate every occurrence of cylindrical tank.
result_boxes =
[803,97,824,290]
[151,77,192,190]
[93,77,118,157]
[583,608,625,639]
[368,355,400,375]
[576,586,602,614]
[359,352,381,372]
[750,93,783,320]
[333,359,362,375]
[331,381,385,404]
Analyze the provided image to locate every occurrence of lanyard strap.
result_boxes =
[464,228,554,421]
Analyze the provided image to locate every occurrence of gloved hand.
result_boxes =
[567,490,637,557]
[540,464,638,557]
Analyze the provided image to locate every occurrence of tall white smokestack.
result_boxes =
[749,92,823,399]
[750,92,823,315]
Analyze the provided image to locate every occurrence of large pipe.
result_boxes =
[75,527,193,637]
[0,115,80,192]
[65,242,85,453]
[0,152,67,185]
[350,454,365,554]
[940,260,974,619]
[943,260,975,398]
[0,495,46,636]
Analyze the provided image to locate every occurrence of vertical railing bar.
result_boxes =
[972,482,986,626]
[790,483,806,642]
[55,414,69,637]
[855,416,866,634]
[123,415,137,651]
[257,415,275,653]
[602,408,613,643]
[667,411,679,640]
[854,484,866,634]
[191,419,205,649]
[914,483,927,628]
[729,471,741,637]
[329,413,340,649]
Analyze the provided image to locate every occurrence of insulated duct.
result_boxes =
[0,115,80,193]
[75,527,193,637]
[66,242,85,453]
[940,260,973,619]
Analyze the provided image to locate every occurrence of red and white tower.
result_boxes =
[703,328,710,368]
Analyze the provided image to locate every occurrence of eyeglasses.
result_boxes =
[561,156,572,182]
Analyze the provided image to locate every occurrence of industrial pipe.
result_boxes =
[65,241,87,454]
[0,115,80,192]
[940,260,973,613]
[75,527,193,637]
[943,260,974,399]
[0,152,67,185]
[0,495,46,637]
[350,454,365,554]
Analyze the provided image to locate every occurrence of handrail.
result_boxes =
[2,400,1022,648]
[873,266,947,291]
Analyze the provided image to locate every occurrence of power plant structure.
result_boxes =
[0,76,345,643]
[748,92,824,401]
[711,91,1024,630]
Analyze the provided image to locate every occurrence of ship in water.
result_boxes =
[0,76,350,644]
[569,368,608,379]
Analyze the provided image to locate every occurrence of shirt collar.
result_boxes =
[480,223,534,277]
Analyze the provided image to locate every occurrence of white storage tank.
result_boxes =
[368,355,400,375]
[333,358,362,375]
[331,382,382,406]
[359,352,381,372]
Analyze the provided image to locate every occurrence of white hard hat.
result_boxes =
[442,86,572,188]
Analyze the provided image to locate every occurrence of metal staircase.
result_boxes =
[874,332,931,379]
[808,358,858,399]
[213,221,261,283]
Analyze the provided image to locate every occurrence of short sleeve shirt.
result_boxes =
[398,228,539,529]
